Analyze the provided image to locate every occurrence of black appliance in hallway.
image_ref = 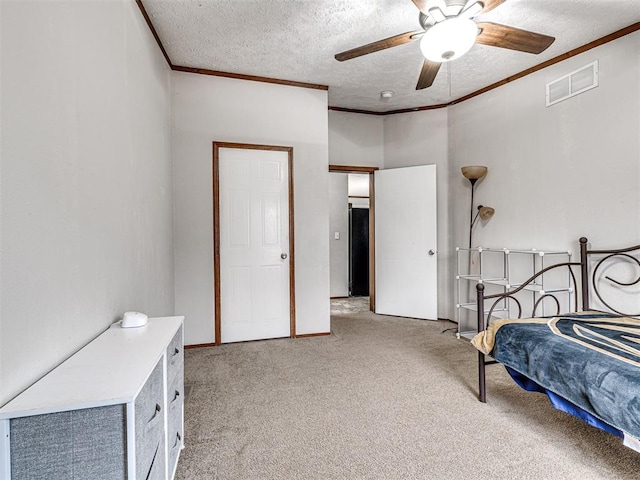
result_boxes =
[349,206,369,296]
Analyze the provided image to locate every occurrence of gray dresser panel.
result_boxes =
[11,411,73,479]
[135,359,166,480]
[10,405,126,480]
[73,406,127,478]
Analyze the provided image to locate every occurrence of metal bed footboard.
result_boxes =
[476,260,580,402]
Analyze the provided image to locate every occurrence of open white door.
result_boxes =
[375,165,437,319]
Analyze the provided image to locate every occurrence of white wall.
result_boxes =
[374,32,640,320]
[329,111,384,168]
[449,30,640,255]
[383,108,452,319]
[329,174,349,297]
[448,30,640,319]
[172,73,330,345]
[0,0,174,405]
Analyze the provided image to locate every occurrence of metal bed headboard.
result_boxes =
[580,237,640,316]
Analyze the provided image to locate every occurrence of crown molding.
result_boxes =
[333,22,640,115]
[172,66,328,91]
[134,3,639,115]
[135,0,173,68]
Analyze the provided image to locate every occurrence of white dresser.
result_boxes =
[0,316,184,480]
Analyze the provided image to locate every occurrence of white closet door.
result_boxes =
[375,165,438,320]
[219,148,290,343]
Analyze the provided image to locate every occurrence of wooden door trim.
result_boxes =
[328,165,378,174]
[368,172,376,313]
[328,165,378,312]
[213,142,296,346]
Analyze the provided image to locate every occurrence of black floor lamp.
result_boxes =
[462,166,494,249]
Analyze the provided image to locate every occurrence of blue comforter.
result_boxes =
[479,313,640,439]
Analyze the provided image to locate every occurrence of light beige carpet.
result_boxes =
[176,312,639,479]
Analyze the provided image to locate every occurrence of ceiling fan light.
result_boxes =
[420,17,478,63]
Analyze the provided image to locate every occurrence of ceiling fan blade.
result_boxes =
[476,22,555,54]
[479,0,507,14]
[335,30,423,62]
[412,0,431,15]
[416,60,442,90]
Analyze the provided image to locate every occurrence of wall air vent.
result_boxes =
[546,61,599,107]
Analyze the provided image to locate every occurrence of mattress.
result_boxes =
[472,312,640,448]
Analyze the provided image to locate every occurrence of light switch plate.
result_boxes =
[334,232,340,240]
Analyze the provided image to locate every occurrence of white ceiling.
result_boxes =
[144,0,640,112]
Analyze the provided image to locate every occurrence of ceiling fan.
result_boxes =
[335,0,555,90]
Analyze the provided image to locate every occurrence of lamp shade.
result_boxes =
[461,165,488,180]
[478,206,495,221]
[420,17,478,63]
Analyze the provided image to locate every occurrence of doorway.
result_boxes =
[328,165,377,312]
[329,165,438,320]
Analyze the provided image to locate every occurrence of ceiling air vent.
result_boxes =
[546,61,599,107]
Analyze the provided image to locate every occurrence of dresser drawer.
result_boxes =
[166,326,183,385]
[9,405,126,480]
[167,367,184,477]
[147,449,167,480]
[167,428,183,478]
[135,359,166,479]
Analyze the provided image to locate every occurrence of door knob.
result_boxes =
[428,250,436,256]
[281,253,288,260]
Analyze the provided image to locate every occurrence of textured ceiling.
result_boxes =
[143,0,640,112]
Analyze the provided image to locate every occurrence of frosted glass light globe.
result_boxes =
[420,17,478,62]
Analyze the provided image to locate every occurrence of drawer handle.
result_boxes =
[172,432,182,450]
[145,442,161,480]
[145,403,162,433]
[171,390,181,406]
[170,347,181,365]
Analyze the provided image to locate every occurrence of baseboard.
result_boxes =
[330,296,349,299]
[184,342,216,349]
[185,333,331,346]
[296,332,331,338]
[438,318,455,323]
